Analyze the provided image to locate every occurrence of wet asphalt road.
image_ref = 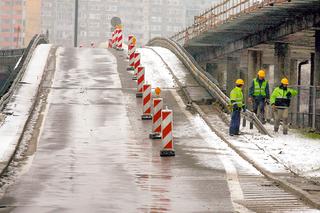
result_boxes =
[0,47,316,212]
[0,48,234,212]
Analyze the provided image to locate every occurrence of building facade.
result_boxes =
[25,0,42,46]
[41,0,216,47]
[0,0,25,49]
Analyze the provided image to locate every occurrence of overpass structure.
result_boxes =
[170,0,320,129]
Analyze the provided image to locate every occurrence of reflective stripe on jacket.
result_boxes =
[230,86,244,108]
[253,79,268,97]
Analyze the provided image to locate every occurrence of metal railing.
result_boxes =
[170,0,290,45]
[0,34,49,111]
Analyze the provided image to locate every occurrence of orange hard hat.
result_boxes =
[155,87,161,96]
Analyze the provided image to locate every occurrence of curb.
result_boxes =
[0,47,55,177]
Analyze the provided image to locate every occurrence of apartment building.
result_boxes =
[41,0,216,47]
[0,0,25,49]
[41,0,75,47]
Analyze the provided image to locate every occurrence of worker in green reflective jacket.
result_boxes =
[270,78,298,135]
[229,79,246,136]
[248,70,270,124]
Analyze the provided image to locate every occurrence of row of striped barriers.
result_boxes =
[125,34,175,157]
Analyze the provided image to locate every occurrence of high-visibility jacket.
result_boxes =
[270,86,298,108]
[230,86,244,108]
[253,79,268,97]
[249,78,270,98]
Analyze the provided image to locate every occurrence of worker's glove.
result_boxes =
[265,99,270,105]
[271,104,276,111]
[286,92,292,98]
[233,104,239,111]
[242,105,246,112]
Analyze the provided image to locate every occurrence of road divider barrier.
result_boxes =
[142,84,152,120]
[112,30,117,48]
[127,44,136,71]
[160,108,175,157]
[127,35,136,55]
[132,52,140,80]
[136,66,145,98]
[116,28,123,50]
[150,88,163,139]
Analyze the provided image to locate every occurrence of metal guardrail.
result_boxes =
[147,37,271,136]
[0,34,49,111]
[170,0,290,45]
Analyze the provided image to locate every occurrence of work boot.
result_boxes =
[274,127,279,133]
[283,129,288,135]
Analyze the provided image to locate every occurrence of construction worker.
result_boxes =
[270,78,298,135]
[229,79,246,136]
[248,69,270,124]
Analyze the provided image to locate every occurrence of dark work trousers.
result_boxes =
[229,109,241,135]
[253,97,265,121]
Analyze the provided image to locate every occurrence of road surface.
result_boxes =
[0,47,316,212]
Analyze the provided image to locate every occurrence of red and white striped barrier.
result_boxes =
[141,84,152,120]
[150,98,163,139]
[136,66,145,98]
[127,35,135,58]
[112,31,117,48]
[132,52,140,80]
[128,35,134,46]
[127,44,136,71]
[116,29,123,50]
[160,109,175,157]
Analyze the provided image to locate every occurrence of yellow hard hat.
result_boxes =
[257,70,266,78]
[281,78,289,85]
[155,87,161,96]
[235,79,244,85]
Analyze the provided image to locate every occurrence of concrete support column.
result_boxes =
[248,50,263,81]
[206,63,219,80]
[289,59,298,126]
[289,59,298,86]
[314,30,320,86]
[218,63,227,92]
[313,30,320,129]
[274,42,290,84]
[226,57,240,95]
[246,50,263,100]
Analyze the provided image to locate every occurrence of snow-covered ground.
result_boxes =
[0,44,52,164]
[149,46,320,182]
[250,129,320,181]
